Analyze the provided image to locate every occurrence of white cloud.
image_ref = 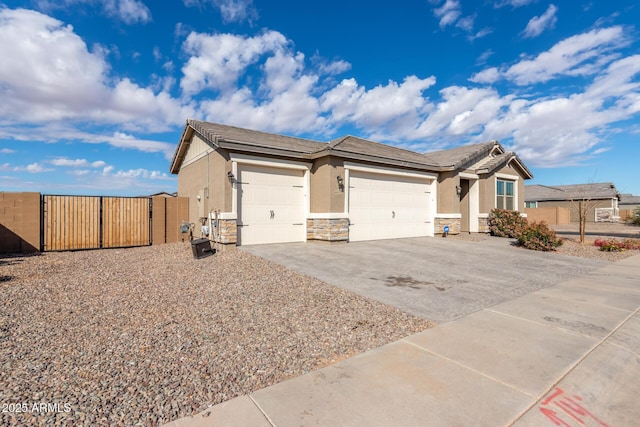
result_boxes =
[13,162,54,173]
[1,148,15,154]
[506,26,626,85]
[321,76,437,133]
[49,158,107,167]
[0,8,191,136]
[36,0,151,24]
[414,86,511,139]
[472,26,628,86]
[184,0,257,23]
[316,59,351,76]
[433,0,461,28]
[470,27,493,41]
[469,67,501,84]
[431,1,482,39]
[112,168,172,180]
[470,55,640,167]
[0,124,176,159]
[493,0,535,7]
[180,30,288,95]
[456,15,474,32]
[70,169,91,176]
[522,4,558,39]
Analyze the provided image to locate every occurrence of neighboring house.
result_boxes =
[148,191,177,197]
[170,120,532,246]
[525,183,621,223]
[619,193,640,211]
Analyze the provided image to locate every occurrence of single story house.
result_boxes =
[170,119,532,246]
[619,193,640,211]
[525,183,621,223]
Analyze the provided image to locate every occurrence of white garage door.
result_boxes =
[349,171,432,242]
[237,165,306,245]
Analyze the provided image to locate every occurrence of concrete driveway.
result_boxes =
[242,236,612,323]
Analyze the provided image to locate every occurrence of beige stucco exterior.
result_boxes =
[309,156,345,213]
[177,146,231,228]
[172,122,533,244]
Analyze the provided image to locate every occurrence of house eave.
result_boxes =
[218,139,315,160]
[170,124,195,174]
[315,148,444,172]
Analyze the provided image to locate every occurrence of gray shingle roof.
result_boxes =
[188,119,326,153]
[525,183,620,201]
[619,193,640,205]
[171,120,533,179]
[325,136,440,169]
[422,141,497,168]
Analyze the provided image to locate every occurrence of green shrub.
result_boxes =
[517,221,563,251]
[633,207,640,226]
[488,209,527,238]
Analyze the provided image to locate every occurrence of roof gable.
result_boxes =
[170,119,326,173]
[422,141,497,169]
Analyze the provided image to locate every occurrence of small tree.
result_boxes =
[568,180,604,244]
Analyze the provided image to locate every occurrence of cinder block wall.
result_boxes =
[525,207,571,225]
[0,192,41,253]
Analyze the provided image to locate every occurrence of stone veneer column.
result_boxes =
[216,218,237,244]
[477,217,489,233]
[306,218,349,242]
[434,217,461,234]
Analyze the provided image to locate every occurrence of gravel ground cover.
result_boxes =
[0,243,433,426]
[448,233,639,262]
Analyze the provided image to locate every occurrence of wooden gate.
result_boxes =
[43,195,150,251]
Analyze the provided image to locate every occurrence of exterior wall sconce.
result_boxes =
[456,185,462,196]
[337,175,344,191]
[227,171,235,183]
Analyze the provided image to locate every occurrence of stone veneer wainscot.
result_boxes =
[216,219,237,244]
[306,218,349,242]
[434,217,461,234]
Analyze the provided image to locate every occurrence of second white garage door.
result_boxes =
[237,165,306,245]
[348,171,432,242]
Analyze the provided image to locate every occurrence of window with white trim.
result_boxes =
[496,179,515,210]
[525,201,537,208]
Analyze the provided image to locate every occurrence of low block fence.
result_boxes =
[0,192,188,253]
[525,207,571,225]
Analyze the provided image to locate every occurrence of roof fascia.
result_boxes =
[319,148,444,172]
[218,140,312,160]
[169,124,194,174]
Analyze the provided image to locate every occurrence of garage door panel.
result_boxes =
[349,171,432,242]
[238,165,305,245]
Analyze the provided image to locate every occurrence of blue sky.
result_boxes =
[0,0,638,196]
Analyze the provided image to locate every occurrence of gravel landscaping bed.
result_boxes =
[0,243,433,426]
[447,233,639,262]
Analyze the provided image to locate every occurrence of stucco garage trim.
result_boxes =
[343,162,437,241]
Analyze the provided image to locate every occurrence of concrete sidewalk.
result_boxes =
[165,254,640,427]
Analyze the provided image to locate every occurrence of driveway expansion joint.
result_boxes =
[508,305,640,426]
[249,395,276,427]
